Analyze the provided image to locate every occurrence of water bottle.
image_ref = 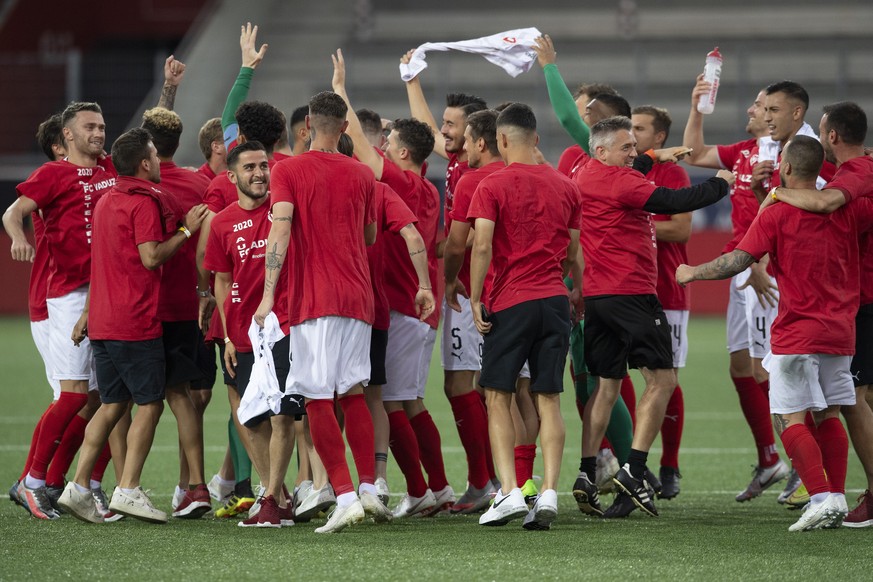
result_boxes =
[697,47,722,115]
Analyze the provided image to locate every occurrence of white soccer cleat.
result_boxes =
[171,485,185,511]
[360,491,393,523]
[58,482,104,524]
[788,496,835,532]
[736,459,790,502]
[375,477,390,506]
[822,493,849,529]
[392,489,437,518]
[315,499,365,534]
[479,488,528,526]
[596,448,620,493]
[418,485,455,517]
[295,484,336,522]
[522,488,558,530]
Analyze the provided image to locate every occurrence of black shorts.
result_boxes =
[851,303,873,387]
[584,294,673,379]
[162,321,204,386]
[479,296,570,394]
[190,331,217,390]
[93,338,165,405]
[217,340,237,387]
[234,335,304,426]
[369,327,388,386]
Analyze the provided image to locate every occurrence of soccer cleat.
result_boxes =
[9,481,24,508]
[595,448,620,494]
[171,485,185,511]
[419,485,455,517]
[658,467,681,500]
[109,486,167,524]
[214,494,255,519]
[450,482,494,515]
[602,491,638,519]
[17,481,60,520]
[788,497,834,532]
[522,489,558,531]
[479,488,528,526]
[572,472,603,516]
[644,469,662,497]
[172,484,212,519]
[613,464,658,517]
[45,485,64,514]
[521,479,539,507]
[842,490,873,528]
[822,494,849,529]
[777,469,802,504]
[392,489,436,519]
[375,477,390,506]
[295,484,336,523]
[293,480,313,512]
[360,491,393,523]
[207,474,234,504]
[315,499,365,534]
[238,495,282,528]
[91,487,124,522]
[786,483,810,508]
[58,482,103,524]
[735,459,789,502]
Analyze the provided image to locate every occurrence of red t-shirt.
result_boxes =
[737,200,873,355]
[825,155,873,305]
[28,212,50,322]
[467,163,581,313]
[649,162,692,310]
[157,162,210,322]
[576,160,658,297]
[17,160,118,298]
[380,159,441,328]
[88,177,167,341]
[368,183,418,331]
[272,152,292,162]
[270,152,376,325]
[204,201,290,352]
[557,144,584,176]
[717,139,760,254]
[444,153,471,236]
[450,161,504,297]
[197,162,217,181]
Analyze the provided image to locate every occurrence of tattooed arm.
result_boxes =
[254,201,293,326]
[676,249,755,287]
[157,56,186,110]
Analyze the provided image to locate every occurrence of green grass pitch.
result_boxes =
[0,316,869,580]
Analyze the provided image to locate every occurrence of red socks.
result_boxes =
[20,403,53,481]
[780,423,829,497]
[305,399,354,496]
[29,392,88,480]
[388,410,429,497]
[732,376,779,467]
[660,385,684,469]
[815,417,849,494]
[91,442,112,483]
[338,394,375,486]
[410,410,449,492]
[514,444,536,485]
[45,414,88,487]
[449,391,490,489]
[620,375,637,426]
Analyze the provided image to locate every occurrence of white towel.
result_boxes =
[237,313,286,425]
[399,28,542,82]
[760,123,827,188]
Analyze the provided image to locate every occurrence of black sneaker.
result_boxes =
[572,472,603,516]
[45,485,65,514]
[613,464,659,517]
[658,467,681,500]
[602,491,637,518]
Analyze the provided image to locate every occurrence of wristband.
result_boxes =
[224,337,231,344]
[419,285,432,290]
[644,148,657,161]
[178,226,191,239]
[196,288,210,298]
[770,187,778,202]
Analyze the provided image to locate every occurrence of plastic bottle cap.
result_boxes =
[707,47,722,59]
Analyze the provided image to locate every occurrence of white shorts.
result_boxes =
[726,269,778,358]
[764,353,857,414]
[285,317,371,400]
[384,311,437,401]
[518,361,531,380]
[46,287,97,387]
[665,309,689,369]
[440,296,483,371]
[30,319,61,400]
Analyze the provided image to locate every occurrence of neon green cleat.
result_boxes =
[214,494,255,518]
[521,479,539,507]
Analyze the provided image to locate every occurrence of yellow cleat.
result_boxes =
[214,495,255,518]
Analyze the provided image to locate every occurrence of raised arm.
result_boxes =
[676,249,755,286]
[533,35,590,153]
[331,49,385,179]
[254,200,292,326]
[682,74,722,168]
[400,50,447,160]
[2,196,39,262]
[157,55,186,110]
[221,23,268,136]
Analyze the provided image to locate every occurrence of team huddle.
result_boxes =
[4,27,873,534]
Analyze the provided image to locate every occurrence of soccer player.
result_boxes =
[255,87,421,533]
[763,102,873,527]
[58,127,209,524]
[575,116,732,519]
[288,105,311,156]
[678,135,869,531]
[466,103,581,531]
[632,105,691,499]
[334,50,449,518]
[204,140,300,528]
[400,50,488,510]
[682,76,791,502]
[556,82,619,175]
[4,101,118,519]
[443,109,504,513]
[196,117,227,181]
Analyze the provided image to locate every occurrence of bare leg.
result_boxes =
[582,377,621,457]
[108,405,131,483]
[72,402,128,488]
[485,388,516,491]
[119,401,164,489]
[165,383,205,484]
[536,393,565,491]
[365,385,389,480]
[632,368,677,452]
[266,416,295,506]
